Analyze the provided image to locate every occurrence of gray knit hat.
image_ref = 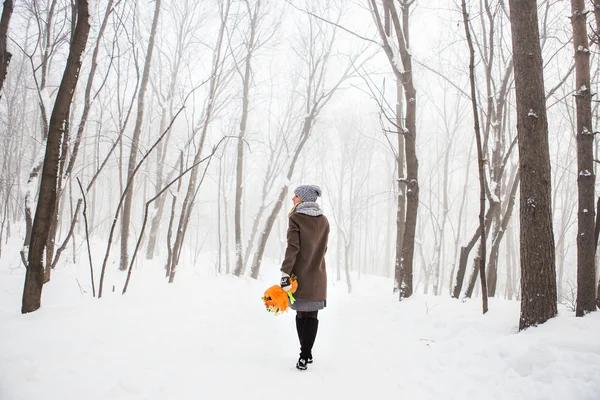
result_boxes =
[294,185,322,202]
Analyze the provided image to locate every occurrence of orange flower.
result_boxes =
[261,276,298,315]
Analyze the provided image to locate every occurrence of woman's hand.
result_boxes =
[280,273,292,292]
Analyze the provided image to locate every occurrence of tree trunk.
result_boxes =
[592,0,600,46]
[65,0,114,182]
[505,222,515,300]
[570,0,596,316]
[369,0,417,298]
[0,0,13,98]
[452,204,496,298]
[487,170,520,295]
[508,0,558,330]
[344,243,352,293]
[398,2,418,300]
[433,136,451,296]
[121,0,161,271]
[394,78,406,292]
[337,157,345,281]
[47,0,116,269]
[20,162,42,268]
[22,0,90,314]
[462,0,488,313]
[448,137,473,295]
[145,109,169,260]
[217,158,224,274]
[233,3,259,276]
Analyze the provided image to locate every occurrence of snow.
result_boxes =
[489,180,500,203]
[527,109,538,119]
[580,170,592,177]
[527,197,536,208]
[1,245,600,400]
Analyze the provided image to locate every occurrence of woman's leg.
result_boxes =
[295,311,318,354]
[296,311,319,365]
[297,310,318,319]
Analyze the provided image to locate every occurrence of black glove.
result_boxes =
[280,274,292,292]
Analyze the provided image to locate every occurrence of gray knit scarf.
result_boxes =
[295,201,323,216]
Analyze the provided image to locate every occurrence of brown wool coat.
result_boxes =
[280,213,330,302]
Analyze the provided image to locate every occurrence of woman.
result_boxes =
[280,184,330,370]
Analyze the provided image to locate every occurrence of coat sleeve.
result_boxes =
[281,216,300,275]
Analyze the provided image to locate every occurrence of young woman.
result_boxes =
[280,184,330,370]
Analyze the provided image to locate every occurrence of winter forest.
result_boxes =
[1,0,600,398]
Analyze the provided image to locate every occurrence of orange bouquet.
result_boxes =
[262,275,298,315]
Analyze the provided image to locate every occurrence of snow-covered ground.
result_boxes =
[1,247,600,400]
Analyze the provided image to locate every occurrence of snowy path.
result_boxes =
[1,269,600,400]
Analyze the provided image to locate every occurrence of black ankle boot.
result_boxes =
[300,318,319,363]
[296,357,308,370]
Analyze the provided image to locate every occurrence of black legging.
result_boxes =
[297,310,318,319]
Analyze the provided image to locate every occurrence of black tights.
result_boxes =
[297,311,318,320]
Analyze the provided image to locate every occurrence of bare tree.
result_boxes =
[232,0,263,276]
[97,79,208,297]
[146,0,207,260]
[120,0,162,271]
[166,0,234,283]
[592,0,600,45]
[368,0,418,299]
[508,0,557,330]
[570,0,596,316]
[22,0,91,313]
[0,0,13,97]
[248,2,366,279]
[18,0,69,271]
[461,0,489,313]
[450,1,517,299]
[43,0,119,281]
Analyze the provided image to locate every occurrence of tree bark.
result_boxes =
[0,0,13,98]
[570,0,596,315]
[120,0,161,271]
[448,137,473,295]
[22,0,90,313]
[370,0,418,299]
[592,0,600,46]
[508,0,558,330]
[396,1,418,300]
[394,78,406,292]
[487,169,520,295]
[233,1,259,276]
[452,204,497,298]
[462,0,488,313]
